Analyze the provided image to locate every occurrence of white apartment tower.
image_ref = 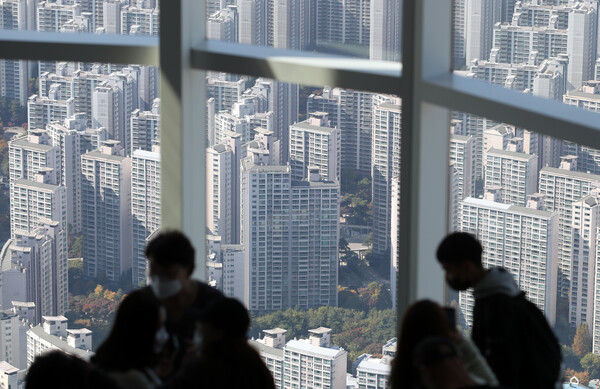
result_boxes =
[207,5,238,42]
[289,112,340,182]
[484,148,538,207]
[27,95,75,131]
[307,88,374,174]
[566,5,597,91]
[131,146,160,286]
[131,98,160,153]
[241,161,339,313]
[465,0,500,64]
[369,0,401,61]
[458,196,558,327]
[539,165,600,298]
[81,141,132,281]
[2,221,67,323]
[569,194,600,331]
[0,0,28,105]
[371,101,401,259]
[206,144,236,244]
[120,5,159,36]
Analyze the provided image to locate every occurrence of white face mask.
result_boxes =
[154,326,169,353]
[150,276,182,299]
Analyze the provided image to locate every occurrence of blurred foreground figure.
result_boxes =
[436,232,561,389]
[162,297,275,389]
[26,350,119,389]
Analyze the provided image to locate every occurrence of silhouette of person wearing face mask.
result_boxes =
[142,231,223,374]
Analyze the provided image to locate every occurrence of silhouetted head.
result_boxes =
[392,300,453,389]
[198,297,250,347]
[146,230,196,300]
[436,232,484,291]
[27,351,119,389]
[92,289,165,371]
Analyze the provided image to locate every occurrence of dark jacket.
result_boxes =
[471,267,560,389]
[161,340,276,389]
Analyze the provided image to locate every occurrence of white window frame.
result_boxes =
[1,0,600,318]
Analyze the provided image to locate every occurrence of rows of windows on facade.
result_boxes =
[0,0,402,387]
[424,0,600,376]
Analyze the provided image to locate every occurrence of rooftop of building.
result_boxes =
[357,356,392,375]
[377,102,401,111]
[11,301,35,308]
[285,339,345,359]
[10,136,54,151]
[249,339,284,359]
[308,327,331,335]
[43,315,67,322]
[565,90,600,101]
[82,150,126,162]
[263,328,287,335]
[14,178,60,192]
[463,197,555,218]
[0,361,19,375]
[487,148,535,160]
[67,328,92,335]
[28,326,93,359]
[291,179,338,188]
[450,134,472,142]
[291,120,336,133]
[132,149,160,160]
[540,166,600,181]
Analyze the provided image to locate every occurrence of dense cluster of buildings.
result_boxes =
[431,1,600,356]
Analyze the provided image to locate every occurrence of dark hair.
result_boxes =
[26,351,120,389]
[391,300,453,389]
[92,289,162,372]
[199,297,249,338]
[436,232,483,266]
[145,230,195,273]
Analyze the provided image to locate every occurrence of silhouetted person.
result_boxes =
[436,232,561,389]
[92,289,165,388]
[413,337,511,389]
[392,300,497,389]
[162,297,276,389]
[144,231,223,370]
[26,350,119,389]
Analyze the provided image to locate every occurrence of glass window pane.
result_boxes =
[204,70,399,386]
[0,0,159,36]
[453,0,599,108]
[446,110,600,373]
[205,0,401,61]
[0,59,159,367]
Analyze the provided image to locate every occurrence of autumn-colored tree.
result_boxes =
[93,284,104,297]
[573,323,593,358]
[564,369,591,386]
[103,289,117,301]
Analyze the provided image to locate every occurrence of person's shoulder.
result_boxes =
[192,280,224,307]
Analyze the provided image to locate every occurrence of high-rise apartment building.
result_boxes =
[307,88,373,173]
[27,95,75,131]
[569,193,600,331]
[484,148,538,207]
[26,316,92,368]
[289,112,340,182]
[539,164,600,298]
[2,221,67,323]
[81,141,132,281]
[465,0,500,64]
[458,195,558,327]
[206,144,235,244]
[207,5,238,42]
[371,101,400,259]
[241,160,339,313]
[450,134,476,202]
[131,146,160,286]
[36,1,80,32]
[251,328,348,389]
[131,98,160,153]
[566,5,597,91]
[120,5,159,36]
[369,0,400,61]
[316,0,370,49]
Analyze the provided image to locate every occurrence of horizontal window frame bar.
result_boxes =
[422,73,600,149]
[0,30,158,65]
[192,40,402,95]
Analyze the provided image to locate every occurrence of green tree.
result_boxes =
[562,345,581,371]
[573,323,593,358]
[581,353,600,379]
[362,233,372,248]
